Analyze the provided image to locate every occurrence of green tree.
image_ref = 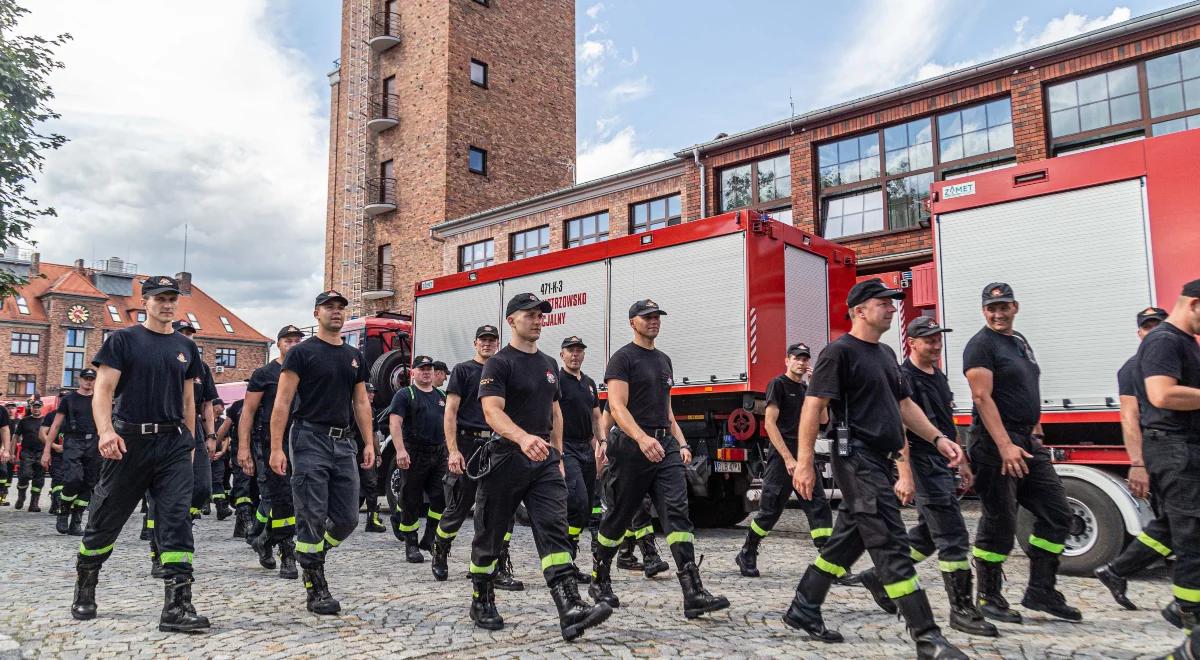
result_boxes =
[0,0,69,296]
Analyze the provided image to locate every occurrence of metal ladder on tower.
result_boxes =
[339,0,371,316]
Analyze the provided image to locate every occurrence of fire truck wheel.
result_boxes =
[383,452,404,517]
[370,349,408,403]
[1015,476,1123,576]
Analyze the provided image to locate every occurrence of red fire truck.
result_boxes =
[409,211,855,527]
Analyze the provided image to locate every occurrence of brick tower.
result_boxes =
[324,0,576,315]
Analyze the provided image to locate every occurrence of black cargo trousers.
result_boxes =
[906,445,972,571]
[189,415,211,516]
[79,425,196,578]
[750,448,834,546]
[1142,431,1200,612]
[289,421,360,569]
[60,433,102,511]
[229,433,256,511]
[469,442,577,586]
[396,442,447,536]
[437,430,513,544]
[255,426,295,542]
[595,428,695,567]
[563,439,597,542]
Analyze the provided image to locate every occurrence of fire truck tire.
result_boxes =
[1015,476,1124,576]
[383,452,404,517]
[688,495,748,528]
[370,349,407,403]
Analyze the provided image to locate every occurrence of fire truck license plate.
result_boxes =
[714,461,742,473]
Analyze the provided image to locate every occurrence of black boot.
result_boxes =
[894,590,968,659]
[252,530,277,569]
[278,539,299,579]
[588,550,620,608]
[364,511,386,533]
[1164,601,1185,629]
[141,513,153,541]
[859,567,899,615]
[405,531,425,563]
[303,566,341,615]
[159,577,211,633]
[974,557,1022,624]
[1094,563,1137,610]
[494,545,524,591]
[150,542,166,579]
[56,507,70,535]
[1021,552,1082,621]
[216,499,232,521]
[14,487,25,510]
[71,563,100,621]
[419,522,434,552]
[390,512,405,541]
[735,530,761,577]
[232,506,248,539]
[616,536,642,570]
[68,506,84,536]
[48,492,60,515]
[782,566,843,642]
[28,490,41,512]
[943,569,998,637]
[470,576,504,630]
[431,534,451,581]
[550,575,612,641]
[677,561,729,619]
[637,536,669,579]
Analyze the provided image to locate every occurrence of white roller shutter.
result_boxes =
[501,261,609,374]
[784,246,830,359]
[936,179,1152,412]
[413,282,503,369]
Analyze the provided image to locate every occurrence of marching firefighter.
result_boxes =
[220,397,255,538]
[468,292,611,641]
[858,316,997,637]
[431,324,520,590]
[72,275,210,632]
[964,283,1080,623]
[736,342,834,578]
[361,383,385,533]
[1095,306,1172,610]
[269,293,375,615]
[557,335,603,583]
[0,403,12,506]
[787,278,966,658]
[433,361,449,392]
[388,355,448,563]
[43,368,102,536]
[597,405,671,578]
[591,299,728,619]
[239,324,306,578]
[42,399,66,515]
[1134,279,1200,660]
[14,400,47,511]
[209,398,232,519]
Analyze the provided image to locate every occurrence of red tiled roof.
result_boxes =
[1,263,270,344]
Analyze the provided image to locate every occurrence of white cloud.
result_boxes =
[595,115,620,137]
[18,1,327,338]
[585,3,606,20]
[607,75,652,103]
[622,47,640,66]
[576,126,673,183]
[577,39,615,86]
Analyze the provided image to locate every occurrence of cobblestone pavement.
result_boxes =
[0,500,1183,659]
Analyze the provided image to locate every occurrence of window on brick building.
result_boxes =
[15,296,29,315]
[107,305,121,322]
[565,212,609,248]
[66,328,86,348]
[469,147,487,175]
[1047,66,1140,139]
[10,332,39,356]
[102,329,114,344]
[63,328,87,387]
[216,348,237,368]
[220,316,235,333]
[7,374,35,396]
[630,194,681,234]
[719,154,790,212]
[470,59,488,88]
[510,226,550,260]
[136,310,147,323]
[937,99,1013,163]
[187,312,201,331]
[459,239,494,272]
[766,207,793,226]
[1147,45,1200,136]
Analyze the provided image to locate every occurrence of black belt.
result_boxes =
[113,420,182,436]
[458,429,491,439]
[294,419,352,439]
[1145,429,1200,442]
[64,432,97,440]
[851,440,902,462]
[645,427,671,440]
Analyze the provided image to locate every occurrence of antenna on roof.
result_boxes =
[183,224,188,272]
[788,89,796,136]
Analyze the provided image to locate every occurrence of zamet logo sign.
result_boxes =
[942,181,976,200]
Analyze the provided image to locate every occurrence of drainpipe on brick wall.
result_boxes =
[692,148,706,220]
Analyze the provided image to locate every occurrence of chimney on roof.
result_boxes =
[174,271,192,295]
[30,252,39,278]
[74,258,86,275]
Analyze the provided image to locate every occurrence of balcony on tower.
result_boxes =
[369,10,401,52]
[368,93,399,133]
[362,263,395,300]
[364,177,397,216]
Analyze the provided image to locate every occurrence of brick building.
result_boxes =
[327,3,1200,309]
[0,252,271,403]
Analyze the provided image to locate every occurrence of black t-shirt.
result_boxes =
[280,337,369,428]
[1136,322,1200,434]
[92,324,203,425]
[901,360,955,452]
[1117,355,1140,398]
[765,374,807,443]
[962,327,1041,430]
[447,359,489,432]
[478,345,560,439]
[58,392,97,435]
[559,368,599,443]
[247,361,283,430]
[604,343,674,429]
[0,407,8,434]
[192,362,218,412]
[226,399,243,450]
[17,416,44,451]
[807,334,912,452]
[389,385,447,447]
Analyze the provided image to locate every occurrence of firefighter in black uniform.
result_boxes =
[389,355,448,563]
[71,275,209,632]
[964,283,1080,623]
[361,383,386,533]
[597,404,671,578]
[1134,279,1200,660]
[43,400,66,515]
[431,324,520,590]
[44,368,101,536]
[433,361,449,392]
[1095,306,1172,610]
[14,400,46,511]
[269,292,375,614]
[590,299,728,620]
[240,325,306,578]
[209,398,232,519]
[736,342,834,578]
[0,403,12,506]
[558,335,603,583]
[857,316,997,637]
[220,397,255,537]
[468,292,611,641]
[786,279,965,658]
[174,319,218,520]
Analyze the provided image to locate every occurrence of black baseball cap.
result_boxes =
[4,403,14,408]
[30,400,43,408]
[847,278,905,308]
[787,342,811,357]
[212,398,224,407]
[628,299,667,319]
[561,335,587,349]
[506,293,552,317]
[141,275,181,297]
[1182,279,1200,298]
[476,324,500,339]
[172,319,197,333]
[412,355,435,369]
[981,282,1015,306]
[315,290,349,307]
[277,324,304,340]
[432,361,448,372]
[1136,307,1168,328]
[79,368,97,380]
[907,316,953,338]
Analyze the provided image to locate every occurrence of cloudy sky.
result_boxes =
[17,0,1174,337]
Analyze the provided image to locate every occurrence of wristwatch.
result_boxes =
[206,433,217,440]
